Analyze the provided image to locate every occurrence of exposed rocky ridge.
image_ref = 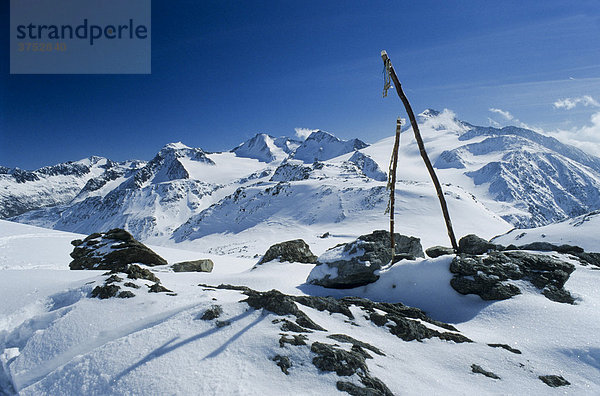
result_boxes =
[69,228,167,271]
[308,230,424,289]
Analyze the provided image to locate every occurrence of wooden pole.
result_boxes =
[381,50,459,252]
[389,117,402,255]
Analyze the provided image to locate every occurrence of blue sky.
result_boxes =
[2,0,600,169]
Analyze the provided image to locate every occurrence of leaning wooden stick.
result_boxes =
[386,117,402,255]
[381,50,459,252]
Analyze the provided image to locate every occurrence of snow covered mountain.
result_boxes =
[435,122,600,227]
[3,110,600,252]
[292,130,368,163]
[0,157,145,218]
[232,134,301,163]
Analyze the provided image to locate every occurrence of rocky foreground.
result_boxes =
[39,228,598,394]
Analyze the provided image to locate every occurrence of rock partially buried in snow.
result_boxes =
[539,375,570,387]
[450,250,575,303]
[308,230,424,289]
[69,228,167,271]
[425,245,455,258]
[458,234,503,255]
[172,259,214,273]
[258,239,318,265]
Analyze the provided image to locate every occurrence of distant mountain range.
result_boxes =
[3,111,600,249]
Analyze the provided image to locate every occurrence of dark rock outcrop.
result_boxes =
[148,283,173,293]
[210,284,470,344]
[279,334,308,347]
[122,264,161,283]
[471,364,500,380]
[327,334,385,356]
[241,289,326,331]
[308,230,424,289]
[200,305,223,320]
[172,259,214,273]
[539,375,570,387]
[91,284,120,299]
[450,251,575,303]
[273,355,292,374]
[258,239,318,265]
[70,229,167,271]
[311,342,393,396]
[487,343,521,354]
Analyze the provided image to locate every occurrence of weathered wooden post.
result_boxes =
[381,50,459,252]
[386,117,402,255]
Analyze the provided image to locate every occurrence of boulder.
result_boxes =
[69,229,167,271]
[307,230,424,289]
[258,239,317,265]
[426,245,455,258]
[458,234,503,255]
[172,259,214,273]
[450,251,575,303]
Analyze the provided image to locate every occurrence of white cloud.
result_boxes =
[547,111,600,156]
[553,95,600,110]
[489,108,514,120]
[487,108,543,133]
[487,118,501,127]
[294,127,318,141]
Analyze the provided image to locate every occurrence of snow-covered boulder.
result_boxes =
[258,239,317,265]
[69,228,167,271]
[308,230,424,289]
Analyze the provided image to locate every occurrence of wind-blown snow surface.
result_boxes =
[1,220,600,395]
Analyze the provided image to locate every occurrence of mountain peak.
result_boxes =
[292,131,368,163]
[162,142,191,151]
[419,109,441,119]
[232,133,301,163]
